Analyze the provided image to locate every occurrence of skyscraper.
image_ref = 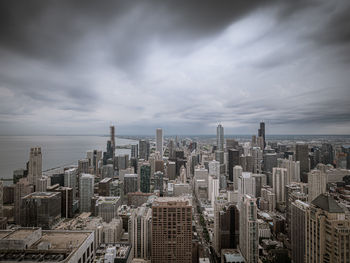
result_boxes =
[152,197,192,263]
[156,128,163,159]
[228,149,240,182]
[296,143,309,182]
[305,194,350,263]
[14,177,33,224]
[140,164,151,193]
[233,165,243,191]
[110,125,115,157]
[28,147,42,187]
[129,205,152,261]
[272,167,288,206]
[258,121,265,148]
[239,195,259,263]
[139,139,150,160]
[291,200,309,263]
[308,169,327,202]
[217,124,224,151]
[79,173,94,212]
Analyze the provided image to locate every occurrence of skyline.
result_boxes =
[1,1,350,135]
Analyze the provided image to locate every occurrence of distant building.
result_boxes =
[95,196,121,223]
[156,128,163,159]
[308,169,327,202]
[296,144,309,182]
[217,124,224,151]
[139,140,150,160]
[228,150,240,182]
[14,177,33,224]
[28,147,42,187]
[124,174,138,195]
[140,164,151,193]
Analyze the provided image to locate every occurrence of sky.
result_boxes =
[0,0,350,136]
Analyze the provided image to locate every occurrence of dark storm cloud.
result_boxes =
[0,0,350,135]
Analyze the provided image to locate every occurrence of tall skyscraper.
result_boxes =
[110,125,115,157]
[139,139,150,160]
[296,143,309,182]
[291,200,309,263]
[213,198,228,256]
[216,124,224,151]
[28,147,42,187]
[140,164,151,193]
[308,169,327,202]
[124,174,138,194]
[0,181,3,218]
[258,121,265,148]
[152,197,192,263]
[129,205,152,261]
[272,167,288,206]
[233,165,243,191]
[79,173,94,212]
[156,128,163,159]
[64,168,77,199]
[239,195,259,263]
[305,194,350,263]
[228,149,240,182]
[131,144,138,159]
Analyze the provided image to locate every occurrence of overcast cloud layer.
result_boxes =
[0,0,350,135]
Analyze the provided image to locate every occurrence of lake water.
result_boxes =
[0,136,137,181]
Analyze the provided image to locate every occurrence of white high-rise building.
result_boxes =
[36,176,50,192]
[129,205,152,260]
[156,128,163,159]
[238,172,256,198]
[239,194,259,263]
[64,168,77,199]
[79,173,94,212]
[209,160,220,177]
[233,165,243,191]
[277,156,300,183]
[208,175,219,204]
[216,124,224,151]
[308,169,327,202]
[272,167,288,205]
[28,147,42,186]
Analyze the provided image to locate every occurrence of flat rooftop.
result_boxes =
[3,228,39,240]
[23,192,60,199]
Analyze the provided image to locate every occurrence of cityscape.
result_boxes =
[1,1,350,263]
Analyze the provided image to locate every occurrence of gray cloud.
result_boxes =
[0,0,350,135]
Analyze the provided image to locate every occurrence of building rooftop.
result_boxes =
[312,193,344,213]
[23,192,60,199]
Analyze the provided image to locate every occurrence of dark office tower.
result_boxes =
[124,174,138,195]
[78,159,89,174]
[321,143,334,166]
[226,139,239,150]
[155,160,164,173]
[258,122,266,148]
[152,197,192,263]
[131,144,138,159]
[153,171,164,195]
[263,152,277,186]
[139,139,150,160]
[110,125,115,156]
[175,150,186,177]
[49,186,74,218]
[168,139,175,159]
[218,204,240,251]
[140,164,151,193]
[296,144,309,183]
[20,192,61,229]
[228,149,240,181]
[291,200,308,263]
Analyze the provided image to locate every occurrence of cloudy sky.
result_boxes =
[0,0,350,135]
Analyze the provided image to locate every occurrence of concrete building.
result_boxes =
[139,140,150,160]
[167,161,176,180]
[238,172,256,199]
[78,158,89,174]
[129,206,152,261]
[291,200,309,263]
[272,167,288,206]
[233,166,243,191]
[239,195,258,263]
[277,156,300,183]
[79,173,94,213]
[99,177,113,196]
[14,177,33,224]
[156,128,163,159]
[64,168,77,199]
[308,169,327,202]
[0,227,95,263]
[20,192,61,229]
[228,150,240,182]
[28,147,42,187]
[152,197,192,263]
[95,196,121,223]
[305,194,350,263]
